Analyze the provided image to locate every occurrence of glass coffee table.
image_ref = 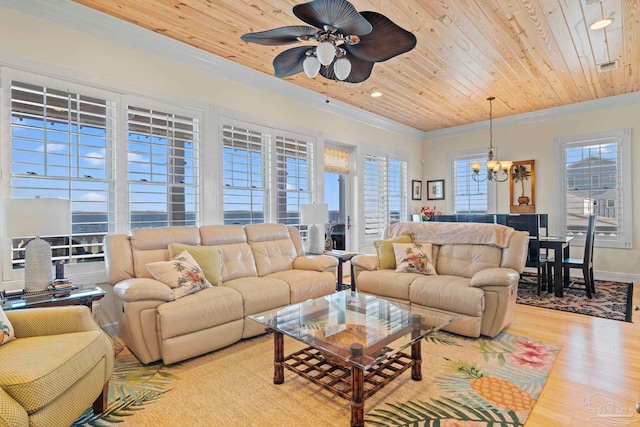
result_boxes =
[249,291,457,427]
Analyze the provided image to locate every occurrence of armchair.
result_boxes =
[0,306,114,427]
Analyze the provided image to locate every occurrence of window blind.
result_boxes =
[275,135,312,225]
[222,123,269,224]
[10,80,115,267]
[127,106,199,229]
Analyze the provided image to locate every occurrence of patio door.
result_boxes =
[324,145,352,251]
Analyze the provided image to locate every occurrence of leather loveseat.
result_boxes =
[105,223,337,365]
[350,221,529,338]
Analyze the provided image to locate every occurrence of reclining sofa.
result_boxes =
[105,223,337,365]
[351,221,529,338]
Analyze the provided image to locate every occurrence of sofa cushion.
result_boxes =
[266,270,336,303]
[156,286,244,340]
[130,226,200,279]
[250,239,297,276]
[0,307,15,346]
[393,243,436,275]
[409,275,485,317]
[0,330,109,412]
[436,244,502,278]
[168,243,223,286]
[224,277,290,316]
[374,235,412,269]
[218,243,258,281]
[146,250,212,299]
[356,270,421,301]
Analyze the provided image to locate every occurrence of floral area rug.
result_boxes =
[517,273,633,322]
[73,331,560,426]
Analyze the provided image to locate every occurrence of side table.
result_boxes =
[1,286,106,310]
[324,250,357,291]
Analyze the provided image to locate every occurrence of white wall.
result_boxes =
[423,99,640,282]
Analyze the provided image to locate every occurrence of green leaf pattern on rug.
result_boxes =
[365,331,560,427]
[72,354,179,426]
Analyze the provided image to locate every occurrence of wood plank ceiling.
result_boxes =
[72,0,640,133]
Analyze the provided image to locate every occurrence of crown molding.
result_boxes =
[424,91,640,139]
[1,0,424,139]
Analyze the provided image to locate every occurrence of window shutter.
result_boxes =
[275,134,312,225]
[222,123,269,224]
[10,80,115,267]
[387,158,407,225]
[127,106,199,229]
[453,154,489,214]
[363,153,388,237]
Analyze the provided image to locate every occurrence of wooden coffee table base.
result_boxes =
[269,330,421,427]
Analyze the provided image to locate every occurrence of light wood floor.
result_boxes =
[506,283,640,426]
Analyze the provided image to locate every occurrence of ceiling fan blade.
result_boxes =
[293,0,372,36]
[241,26,317,46]
[273,46,312,78]
[319,55,374,83]
[345,12,417,62]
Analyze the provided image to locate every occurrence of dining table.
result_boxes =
[539,235,574,297]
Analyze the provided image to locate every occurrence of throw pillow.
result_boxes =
[393,242,437,275]
[374,235,412,269]
[146,250,212,299]
[168,243,222,286]
[0,307,15,346]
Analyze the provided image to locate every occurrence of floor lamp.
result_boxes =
[2,198,71,292]
[300,203,329,255]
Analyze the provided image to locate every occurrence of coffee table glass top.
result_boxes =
[249,291,456,369]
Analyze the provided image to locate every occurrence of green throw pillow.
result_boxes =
[373,235,412,269]
[168,243,223,286]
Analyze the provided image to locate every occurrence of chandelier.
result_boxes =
[470,97,512,182]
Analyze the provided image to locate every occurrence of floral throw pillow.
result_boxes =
[146,250,212,299]
[0,307,15,346]
[393,242,437,275]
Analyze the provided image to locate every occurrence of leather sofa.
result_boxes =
[105,223,337,365]
[0,306,114,427]
[350,221,529,338]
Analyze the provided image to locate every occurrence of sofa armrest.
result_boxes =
[350,254,379,271]
[469,268,521,287]
[293,255,338,272]
[6,306,100,338]
[114,278,174,302]
[0,388,28,427]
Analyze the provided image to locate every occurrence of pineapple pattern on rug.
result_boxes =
[365,331,560,427]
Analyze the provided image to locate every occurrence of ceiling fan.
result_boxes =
[240,0,417,83]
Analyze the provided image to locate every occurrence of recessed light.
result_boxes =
[370,91,382,98]
[589,17,613,30]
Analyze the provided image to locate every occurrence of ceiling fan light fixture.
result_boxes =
[589,17,614,30]
[334,57,351,80]
[303,55,321,78]
[316,40,336,65]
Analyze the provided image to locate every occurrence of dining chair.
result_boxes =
[507,214,545,294]
[544,214,596,298]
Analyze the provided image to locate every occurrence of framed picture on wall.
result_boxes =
[509,160,535,213]
[411,180,422,200]
[427,179,445,200]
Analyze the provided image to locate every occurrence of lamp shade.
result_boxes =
[333,57,351,81]
[300,203,329,225]
[2,198,71,238]
[316,41,336,66]
[303,55,321,78]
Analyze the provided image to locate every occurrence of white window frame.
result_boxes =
[360,149,408,244]
[220,118,314,226]
[554,129,632,249]
[124,96,201,230]
[447,149,496,214]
